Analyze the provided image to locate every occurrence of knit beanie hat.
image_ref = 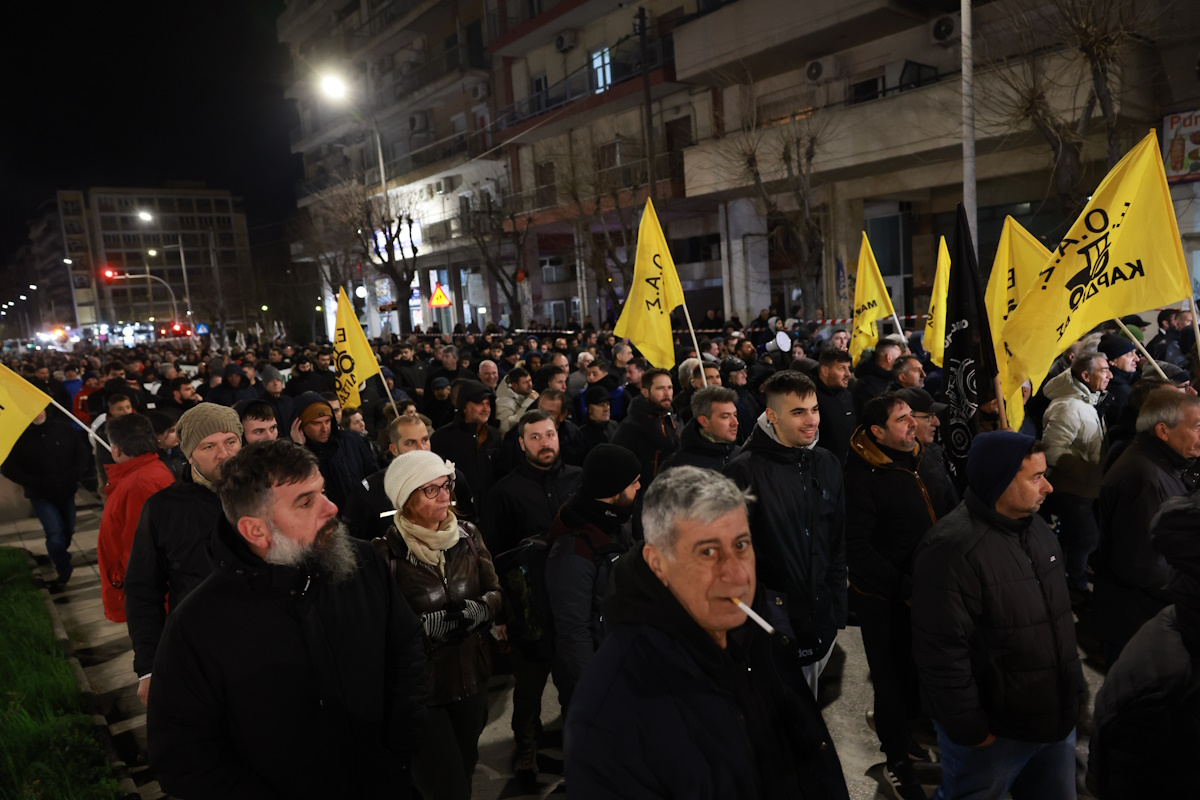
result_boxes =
[966,431,1037,509]
[177,403,243,458]
[581,444,642,499]
[384,450,455,510]
[260,365,284,384]
[1098,333,1136,361]
[294,391,333,426]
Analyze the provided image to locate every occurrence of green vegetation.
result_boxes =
[0,548,121,800]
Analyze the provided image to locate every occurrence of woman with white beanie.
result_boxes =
[374,449,502,800]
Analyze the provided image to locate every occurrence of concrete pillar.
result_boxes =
[722,198,770,322]
[448,259,464,330]
[365,276,382,338]
[417,267,433,332]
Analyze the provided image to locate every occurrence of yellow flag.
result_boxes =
[333,287,381,408]
[614,198,687,368]
[849,232,896,366]
[987,217,1050,432]
[0,363,52,464]
[925,236,950,368]
[1003,130,1191,408]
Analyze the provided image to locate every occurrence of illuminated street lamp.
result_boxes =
[63,258,72,265]
[319,74,347,99]
[147,249,158,257]
[138,210,153,222]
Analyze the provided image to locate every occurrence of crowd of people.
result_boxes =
[3,304,1199,799]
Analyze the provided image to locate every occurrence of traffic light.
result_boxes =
[102,268,116,284]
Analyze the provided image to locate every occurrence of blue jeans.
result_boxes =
[30,497,76,576]
[934,722,1076,800]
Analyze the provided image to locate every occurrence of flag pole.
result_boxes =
[1115,318,1169,381]
[1190,300,1200,367]
[891,312,905,338]
[681,303,707,387]
[992,376,1010,431]
[48,398,112,453]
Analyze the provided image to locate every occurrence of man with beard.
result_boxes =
[545,444,640,712]
[124,404,243,707]
[160,376,200,414]
[431,380,501,498]
[612,368,679,488]
[147,441,427,799]
[289,392,377,514]
[1097,333,1140,428]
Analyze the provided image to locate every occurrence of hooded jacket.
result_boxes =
[564,548,849,800]
[1040,369,1105,496]
[97,452,176,622]
[723,415,846,663]
[611,394,680,485]
[844,428,957,603]
[912,491,1085,746]
[544,496,633,706]
[148,516,427,800]
[659,417,737,473]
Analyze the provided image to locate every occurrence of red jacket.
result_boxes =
[98,452,176,622]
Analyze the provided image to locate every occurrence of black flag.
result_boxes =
[940,204,1000,489]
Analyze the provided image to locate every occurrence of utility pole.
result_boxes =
[961,0,978,256]
[638,7,657,200]
[208,230,227,345]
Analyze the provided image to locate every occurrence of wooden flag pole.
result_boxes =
[1115,318,1169,381]
[1190,300,1200,367]
[681,303,707,387]
[993,375,1010,431]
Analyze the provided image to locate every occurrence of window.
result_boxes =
[103,233,120,246]
[530,73,548,111]
[547,300,568,325]
[64,221,81,234]
[68,239,84,253]
[591,47,612,93]
[541,256,571,284]
[535,160,556,208]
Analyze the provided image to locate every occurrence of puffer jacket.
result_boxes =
[495,379,537,436]
[844,429,957,603]
[374,520,502,705]
[912,490,1085,746]
[723,415,846,664]
[1040,369,1105,496]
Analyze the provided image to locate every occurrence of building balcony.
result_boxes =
[486,0,613,58]
[343,0,442,56]
[505,151,685,223]
[290,112,356,153]
[366,130,498,188]
[371,45,489,120]
[496,34,680,143]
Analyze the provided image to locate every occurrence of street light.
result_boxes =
[63,258,72,265]
[147,249,158,257]
[29,285,36,290]
[319,74,347,99]
[261,304,269,312]
[138,210,153,222]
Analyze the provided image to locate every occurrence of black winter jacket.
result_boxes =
[580,419,617,454]
[1,415,90,501]
[305,429,378,514]
[1094,433,1192,650]
[844,430,957,603]
[431,415,501,499]
[723,419,847,664]
[1097,366,1135,429]
[851,361,893,419]
[124,475,223,676]
[611,394,679,485]
[659,418,737,473]
[564,547,849,800]
[480,458,582,555]
[814,380,856,464]
[148,517,426,800]
[544,496,633,707]
[1148,329,1188,369]
[912,491,1084,746]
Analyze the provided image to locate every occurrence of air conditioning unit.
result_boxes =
[804,56,842,85]
[930,13,962,46]
[471,82,489,101]
[409,112,429,132]
[434,180,446,195]
[554,29,578,53]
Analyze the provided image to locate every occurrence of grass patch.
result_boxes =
[0,547,121,800]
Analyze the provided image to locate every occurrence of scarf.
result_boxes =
[396,508,460,577]
[191,465,216,490]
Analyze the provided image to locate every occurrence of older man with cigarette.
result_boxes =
[564,466,849,799]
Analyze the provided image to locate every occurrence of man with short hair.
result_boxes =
[815,348,856,463]
[94,393,135,493]
[565,466,849,798]
[579,358,626,421]
[567,351,593,400]
[496,366,538,436]
[724,370,846,695]
[845,393,958,797]
[97,414,175,622]
[238,400,279,443]
[623,356,648,402]
[1094,390,1200,662]
[1148,308,1188,368]
[891,355,926,390]
[853,340,901,418]
[661,385,739,472]
[147,441,427,799]
[392,341,427,399]
[288,392,376,513]
[427,345,469,390]
[830,329,850,351]
[612,368,679,487]
[124,403,244,706]
[160,376,198,413]
[913,433,1083,799]
[477,359,500,390]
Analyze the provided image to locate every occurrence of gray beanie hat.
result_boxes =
[260,365,284,384]
[178,403,244,458]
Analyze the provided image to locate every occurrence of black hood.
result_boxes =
[546,494,631,546]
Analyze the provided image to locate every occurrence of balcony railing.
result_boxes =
[372,45,488,109]
[485,0,568,39]
[345,0,434,48]
[504,152,682,213]
[496,34,673,129]
[365,130,492,186]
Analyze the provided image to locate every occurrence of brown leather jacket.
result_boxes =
[374,520,503,705]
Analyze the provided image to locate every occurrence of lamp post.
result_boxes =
[108,272,179,324]
[147,240,194,320]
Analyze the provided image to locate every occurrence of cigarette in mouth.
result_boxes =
[731,597,775,635]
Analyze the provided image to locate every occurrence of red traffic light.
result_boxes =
[172,323,181,332]
[102,268,116,283]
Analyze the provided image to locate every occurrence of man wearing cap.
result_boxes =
[845,393,958,798]
[913,432,1083,798]
[815,348,856,463]
[424,376,456,428]
[1097,333,1140,428]
[580,385,617,454]
[124,402,244,707]
[660,385,740,473]
[431,380,500,499]
[289,391,377,514]
[896,387,951,477]
[545,444,640,713]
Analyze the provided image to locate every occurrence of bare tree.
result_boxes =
[465,187,533,327]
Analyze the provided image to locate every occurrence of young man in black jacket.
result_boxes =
[723,370,846,697]
[611,368,679,489]
[912,432,1084,798]
[148,440,427,799]
[814,348,856,463]
[660,385,739,473]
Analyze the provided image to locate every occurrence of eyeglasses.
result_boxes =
[420,479,455,499]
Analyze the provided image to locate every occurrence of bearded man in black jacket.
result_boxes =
[913,432,1084,798]
[148,441,426,799]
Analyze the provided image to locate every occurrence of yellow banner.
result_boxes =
[987,217,1050,432]
[925,236,950,368]
[0,363,52,464]
[1003,130,1191,410]
[333,287,381,408]
[614,198,687,368]
[850,232,896,366]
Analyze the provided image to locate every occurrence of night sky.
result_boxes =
[0,0,300,264]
